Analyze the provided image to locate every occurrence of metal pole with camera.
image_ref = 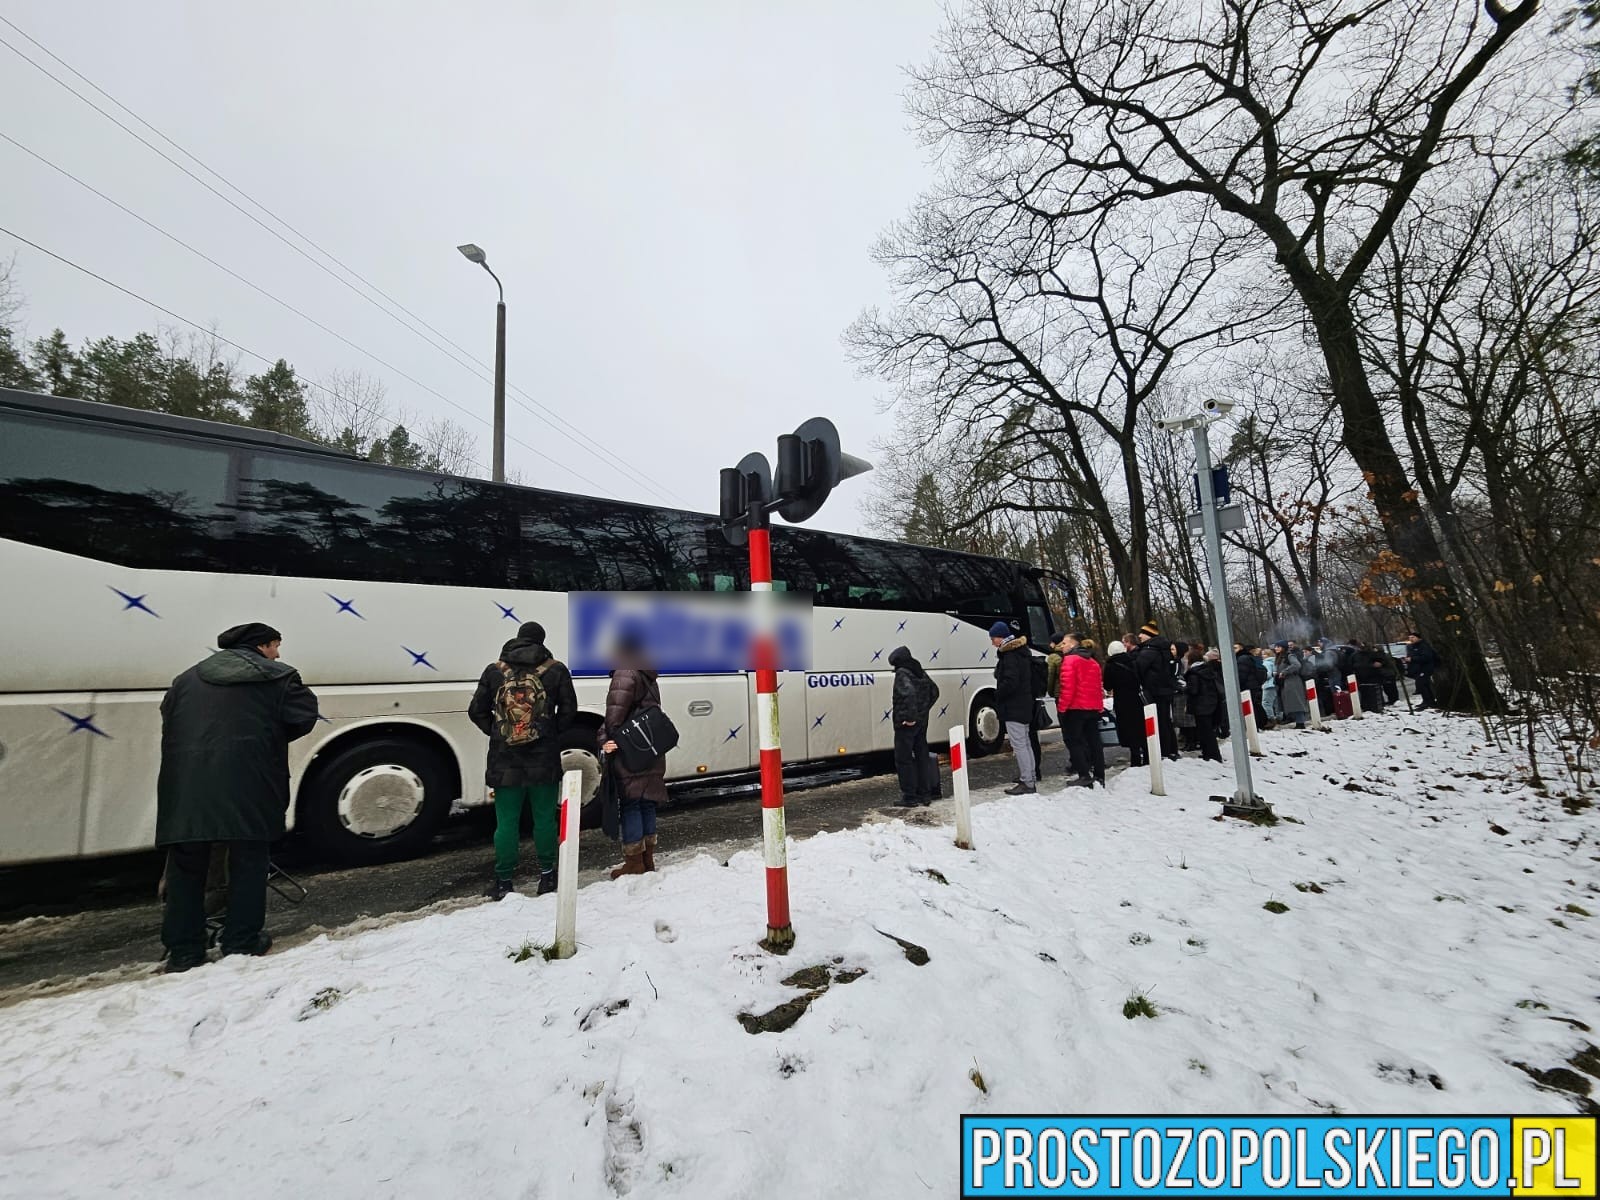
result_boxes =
[1155,401,1271,818]
[719,419,871,953]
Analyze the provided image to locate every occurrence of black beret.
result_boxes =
[217,622,283,649]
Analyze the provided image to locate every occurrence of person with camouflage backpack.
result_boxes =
[468,621,578,900]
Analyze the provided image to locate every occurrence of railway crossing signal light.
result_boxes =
[719,452,773,547]
[719,417,870,543]
[774,417,872,524]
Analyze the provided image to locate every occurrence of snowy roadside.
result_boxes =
[1,711,1596,1199]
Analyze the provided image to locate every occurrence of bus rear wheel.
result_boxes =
[299,736,454,865]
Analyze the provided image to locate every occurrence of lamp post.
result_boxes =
[1155,401,1271,818]
[457,243,506,483]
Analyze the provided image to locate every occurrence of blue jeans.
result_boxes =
[621,796,657,845]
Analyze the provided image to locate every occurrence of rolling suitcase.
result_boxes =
[1332,689,1354,720]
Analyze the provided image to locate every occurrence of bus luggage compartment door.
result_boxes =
[0,694,94,865]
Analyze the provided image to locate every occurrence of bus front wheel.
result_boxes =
[298,736,454,865]
[968,694,1005,757]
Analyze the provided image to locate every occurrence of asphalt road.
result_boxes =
[0,730,1095,1005]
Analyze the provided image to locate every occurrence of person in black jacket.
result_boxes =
[991,621,1038,795]
[1348,638,1387,714]
[1186,649,1226,762]
[1403,632,1441,709]
[1133,621,1179,760]
[469,621,579,900]
[1102,641,1147,766]
[1234,641,1269,730]
[156,622,320,973]
[888,645,940,807]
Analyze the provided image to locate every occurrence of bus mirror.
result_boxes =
[774,416,872,523]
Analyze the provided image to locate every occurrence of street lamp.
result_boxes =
[457,242,506,483]
[1155,399,1272,818]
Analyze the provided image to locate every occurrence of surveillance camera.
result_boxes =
[1202,398,1235,414]
[1153,418,1170,431]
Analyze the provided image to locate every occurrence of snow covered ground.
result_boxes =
[2,711,1597,1198]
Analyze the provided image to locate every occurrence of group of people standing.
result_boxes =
[153,618,669,973]
[1046,621,1232,776]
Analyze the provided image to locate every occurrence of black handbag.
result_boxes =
[614,703,680,772]
[1032,698,1057,730]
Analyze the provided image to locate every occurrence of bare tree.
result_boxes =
[905,0,1563,705]
[0,254,23,329]
[418,416,482,477]
[849,178,1280,627]
[314,369,389,456]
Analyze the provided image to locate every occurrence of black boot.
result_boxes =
[535,869,558,896]
[220,932,273,958]
[484,876,514,901]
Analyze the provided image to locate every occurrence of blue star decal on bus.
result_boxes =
[52,708,111,738]
[897,620,907,632]
[938,705,949,718]
[496,602,518,621]
[979,649,990,661]
[326,593,363,619]
[723,725,743,743]
[832,618,845,631]
[961,675,971,688]
[812,714,825,729]
[881,710,891,723]
[871,649,883,663]
[950,622,958,634]
[108,586,159,617]
[930,649,940,661]
[403,646,438,670]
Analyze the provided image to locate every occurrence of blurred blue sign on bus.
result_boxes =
[567,591,812,675]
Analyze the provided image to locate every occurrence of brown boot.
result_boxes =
[610,841,647,880]
[642,834,658,872]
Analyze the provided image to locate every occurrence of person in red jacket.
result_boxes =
[1057,633,1106,788]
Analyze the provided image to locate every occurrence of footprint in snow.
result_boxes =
[188,1010,228,1047]
[654,920,677,944]
[604,1087,645,1196]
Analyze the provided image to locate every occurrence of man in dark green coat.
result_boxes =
[157,622,320,972]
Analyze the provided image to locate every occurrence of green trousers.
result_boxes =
[493,782,560,879]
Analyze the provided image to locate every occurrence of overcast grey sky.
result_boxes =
[0,1,948,533]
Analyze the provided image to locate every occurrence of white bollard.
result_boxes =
[552,768,583,960]
[1240,693,1264,757]
[1305,680,1325,731]
[949,726,974,850]
[1144,702,1165,796]
[1346,674,1364,719]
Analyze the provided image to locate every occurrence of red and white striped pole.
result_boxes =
[1346,674,1365,719]
[1144,702,1165,795]
[552,767,582,959]
[747,521,794,953]
[949,725,973,850]
[1305,679,1325,731]
[1240,693,1264,757]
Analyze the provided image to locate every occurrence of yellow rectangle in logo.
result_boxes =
[1512,1117,1597,1196]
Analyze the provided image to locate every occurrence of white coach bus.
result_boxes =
[0,388,1066,867]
